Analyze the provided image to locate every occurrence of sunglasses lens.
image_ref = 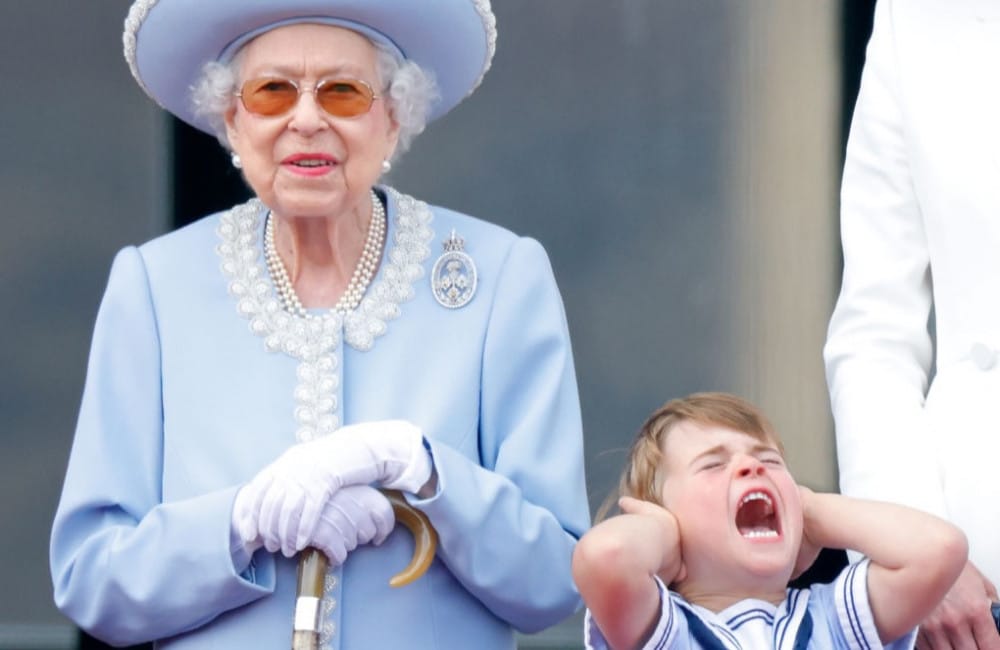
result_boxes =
[241,78,299,116]
[317,80,375,117]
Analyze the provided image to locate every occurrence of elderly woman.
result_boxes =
[49,2,590,649]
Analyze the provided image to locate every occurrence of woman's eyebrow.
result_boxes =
[251,62,367,78]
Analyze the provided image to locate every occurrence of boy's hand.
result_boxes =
[618,495,670,517]
[792,485,822,579]
[575,497,685,650]
[619,496,687,584]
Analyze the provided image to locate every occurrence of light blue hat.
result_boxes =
[123,0,497,133]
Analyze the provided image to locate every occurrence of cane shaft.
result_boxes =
[291,548,327,650]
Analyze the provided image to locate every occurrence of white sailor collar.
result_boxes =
[672,586,813,650]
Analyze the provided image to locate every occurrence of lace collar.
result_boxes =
[216,186,434,355]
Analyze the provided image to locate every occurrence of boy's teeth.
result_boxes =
[740,491,772,507]
[736,491,778,537]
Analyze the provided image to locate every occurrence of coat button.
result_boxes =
[971,343,996,370]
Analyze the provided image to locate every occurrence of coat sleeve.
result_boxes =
[823,0,947,518]
[49,246,275,647]
[410,236,591,633]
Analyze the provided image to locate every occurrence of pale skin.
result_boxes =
[224,23,400,309]
[572,423,968,650]
[917,561,1000,650]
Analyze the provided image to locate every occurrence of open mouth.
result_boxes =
[735,490,780,539]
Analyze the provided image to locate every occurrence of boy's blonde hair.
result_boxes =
[598,392,784,520]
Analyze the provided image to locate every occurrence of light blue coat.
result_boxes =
[50,188,591,649]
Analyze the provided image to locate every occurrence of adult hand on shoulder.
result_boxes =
[916,560,1000,650]
[235,420,432,557]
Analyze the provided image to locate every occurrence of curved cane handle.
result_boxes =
[381,489,438,587]
[291,489,438,648]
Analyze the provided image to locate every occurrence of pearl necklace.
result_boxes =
[264,189,386,317]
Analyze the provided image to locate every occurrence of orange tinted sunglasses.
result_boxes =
[236,77,380,118]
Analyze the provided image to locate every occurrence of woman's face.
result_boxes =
[225,23,399,220]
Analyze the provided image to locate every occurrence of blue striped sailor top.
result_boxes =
[584,560,917,649]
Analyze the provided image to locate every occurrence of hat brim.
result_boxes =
[124,0,495,133]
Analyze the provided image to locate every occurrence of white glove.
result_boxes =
[309,485,395,564]
[236,420,432,553]
[232,485,395,561]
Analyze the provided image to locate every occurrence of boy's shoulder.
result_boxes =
[585,564,915,649]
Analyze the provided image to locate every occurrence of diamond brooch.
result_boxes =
[431,229,477,309]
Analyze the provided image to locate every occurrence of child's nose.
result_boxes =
[736,456,766,477]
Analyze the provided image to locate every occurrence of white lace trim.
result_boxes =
[216,188,432,441]
[122,0,158,98]
[321,572,339,648]
[344,189,434,350]
[470,0,498,95]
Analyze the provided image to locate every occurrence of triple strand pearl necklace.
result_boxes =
[264,189,386,318]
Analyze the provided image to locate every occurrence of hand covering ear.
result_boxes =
[234,420,432,553]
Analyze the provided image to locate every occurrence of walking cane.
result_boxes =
[291,489,439,650]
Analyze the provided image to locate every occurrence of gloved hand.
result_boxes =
[235,420,432,554]
[310,485,395,564]
[233,484,395,561]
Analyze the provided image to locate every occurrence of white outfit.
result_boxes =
[825,0,1000,583]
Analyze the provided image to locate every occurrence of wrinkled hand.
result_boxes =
[236,420,431,555]
[916,561,1000,650]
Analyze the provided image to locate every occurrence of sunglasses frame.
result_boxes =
[235,76,381,118]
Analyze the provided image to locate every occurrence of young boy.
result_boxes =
[573,392,967,649]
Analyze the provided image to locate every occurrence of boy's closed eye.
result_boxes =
[697,457,725,471]
[693,444,784,469]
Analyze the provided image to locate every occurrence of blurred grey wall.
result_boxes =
[0,1,169,644]
[0,1,840,647]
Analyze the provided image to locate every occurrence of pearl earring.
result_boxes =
[231,153,242,169]
[381,159,392,174]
